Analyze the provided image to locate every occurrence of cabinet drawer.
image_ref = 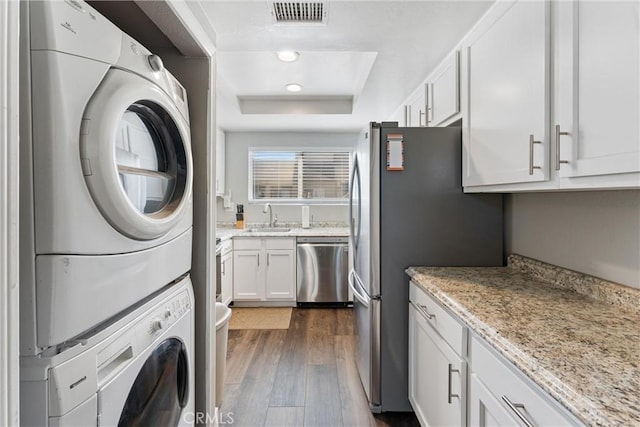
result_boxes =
[233,237,262,250]
[265,237,295,250]
[409,281,465,356]
[470,335,581,426]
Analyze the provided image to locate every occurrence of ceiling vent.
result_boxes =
[270,1,328,25]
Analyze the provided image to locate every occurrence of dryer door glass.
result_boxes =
[115,102,187,216]
[118,338,189,427]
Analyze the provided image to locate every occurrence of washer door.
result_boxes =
[117,338,189,427]
[81,68,192,240]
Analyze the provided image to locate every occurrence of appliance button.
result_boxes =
[147,54,164,72]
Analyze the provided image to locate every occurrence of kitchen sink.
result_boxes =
[244,227,291,233]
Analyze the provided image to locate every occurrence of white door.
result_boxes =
[407,86,427,127]
[469,374,519,427]
[428,51,460,127]
[409,304,464,427]
[81,69,193,240]
[265,250,296,300]
[220,250,233,306]
[463,0,550,186]
[233,251,262,300]
[555,1,640,178]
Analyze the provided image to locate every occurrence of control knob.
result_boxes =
[150,317,164,333]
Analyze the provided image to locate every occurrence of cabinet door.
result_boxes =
[469,374,519,427]
[408,304,464,427]
[555,1,640,179]
[265,250,296,300]
[221,251,233,306]
[463,0,550,186]
[428,51,460,127]
[215,129,225,196]
[233,250,262,300]
[407,86,427,127]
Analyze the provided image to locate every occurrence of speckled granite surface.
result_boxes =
[216,226,348,241]
[406,255,640,427]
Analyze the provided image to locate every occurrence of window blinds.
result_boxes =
[250,150,350,202]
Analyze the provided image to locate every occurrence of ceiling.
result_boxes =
[201,1,494,132]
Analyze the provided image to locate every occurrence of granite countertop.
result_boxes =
[216,226,349,241]
[406,255,640,427]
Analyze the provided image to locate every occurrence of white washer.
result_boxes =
[21,0,194,353]
[21,276,195,427]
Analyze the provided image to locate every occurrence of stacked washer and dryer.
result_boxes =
[20,1,196,425]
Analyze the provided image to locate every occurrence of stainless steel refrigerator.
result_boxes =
[348,122,503,412]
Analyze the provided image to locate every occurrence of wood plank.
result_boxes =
[334,308,355,336]
[303,364,343,426]
[269,308,308,407]
[223,330,287,427]
[335,335,377,427]
[264,407,305,427]
[224,329,261,384]
[306,309,337,365]
[218,383,240,424]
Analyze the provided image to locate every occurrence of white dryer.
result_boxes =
[21,276,195,427]
[20,0,194,354]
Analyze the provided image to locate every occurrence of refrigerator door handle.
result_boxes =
[349,269,370,308]
[348,155,362,252]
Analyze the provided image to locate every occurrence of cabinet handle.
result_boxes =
[221,260,225,275]
[419,110,426,127]
[554,125,570,171]
[267,253,270,266]
[501,396,535,427]
[416,303,435,320]
[528,134,542,175]
[257,254,260,267]
[447,364,460,404]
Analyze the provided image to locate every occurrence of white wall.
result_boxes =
[505,190,640,289]
[1,0,20,424]
[217,131,357,225]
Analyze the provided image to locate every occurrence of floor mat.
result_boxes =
[228,307,293,330]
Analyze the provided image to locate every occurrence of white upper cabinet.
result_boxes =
[554,1,640,183]
[461,0,639,192]
[462,0,550,187]
[405,85,427,127]
[426,51,460,127]
[215,129,225,196]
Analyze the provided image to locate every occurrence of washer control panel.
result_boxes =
[145,289,191,337]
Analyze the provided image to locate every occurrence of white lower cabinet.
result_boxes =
[469,335,581,427]
[264,249,296,300]
[233,237,296,303]
[409,303,465,427]
[220,241,233,306]
[409,282,582,427]
[233,250,262,300]
[469,373,519,427]
[409,282,465,426]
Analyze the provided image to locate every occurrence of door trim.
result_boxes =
[0,1,20,424]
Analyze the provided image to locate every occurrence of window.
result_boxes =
[249,149,351,203]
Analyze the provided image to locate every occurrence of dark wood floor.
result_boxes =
[220,308,420,427]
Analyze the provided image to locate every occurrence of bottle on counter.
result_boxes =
[302,205,310,229]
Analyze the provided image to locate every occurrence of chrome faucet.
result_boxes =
[263,203,274,227]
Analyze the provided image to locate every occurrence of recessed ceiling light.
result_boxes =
[285,83,303,93]
[277,50,300,62]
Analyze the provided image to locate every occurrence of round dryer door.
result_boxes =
[81,68,192,240]
[118,338,189,426]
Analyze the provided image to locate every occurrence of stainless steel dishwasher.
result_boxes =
[296,236,350,305]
